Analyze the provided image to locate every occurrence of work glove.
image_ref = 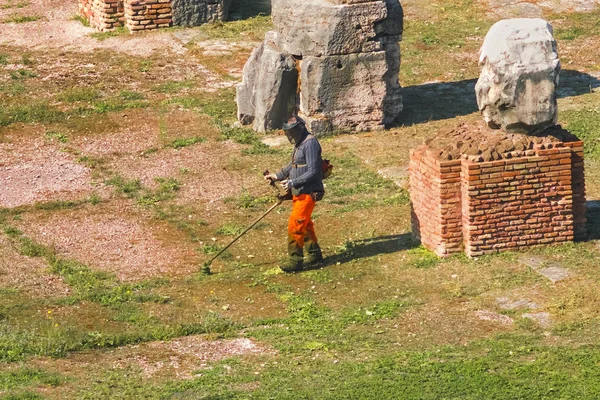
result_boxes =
[264,173,278,183]
[281,180,292,191]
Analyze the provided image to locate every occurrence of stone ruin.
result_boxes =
[410,18,587,257]
[236,0,404,134]
[78,0,232,32]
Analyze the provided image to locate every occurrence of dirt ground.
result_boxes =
[2,0,600,398]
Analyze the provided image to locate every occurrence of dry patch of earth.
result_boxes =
[104,140,252,206]
[13,200,200,282]
[0,129,99,208]
[34,336,275,383]
[484,0,600,18]
[0,233,69,297]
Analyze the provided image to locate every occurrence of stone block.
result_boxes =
[476,18,560,134]
[236,35,299,132]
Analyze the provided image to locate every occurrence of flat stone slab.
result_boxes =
[522,312,552,328]
[496,296,540,310]
[261,135,289,148]
[518,256,574,282]
[378,166,408,188]
[518,255,547,270]
[537,265,573,283]
[475,310,514,325]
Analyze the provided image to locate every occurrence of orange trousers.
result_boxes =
[287,194,318,257]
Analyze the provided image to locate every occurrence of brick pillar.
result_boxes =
[565,141,587,240]
[79,0,124,31]
[410,148,462,256]
[125,0,173,32]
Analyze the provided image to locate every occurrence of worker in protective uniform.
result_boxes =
[264,116,325,272]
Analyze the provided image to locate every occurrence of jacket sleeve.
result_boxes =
[276,162,292,181]
[290,138,321,188]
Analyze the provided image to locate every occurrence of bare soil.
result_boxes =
[0,0,188,56]
[484,0,600,18]
[0,233,69,297]
[0,130,98,208]
[13,200,201,282]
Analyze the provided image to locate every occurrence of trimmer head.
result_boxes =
[200,263,212,275]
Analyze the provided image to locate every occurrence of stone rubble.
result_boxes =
[236,0,404,134]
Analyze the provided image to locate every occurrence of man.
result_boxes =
[265,115,325,272]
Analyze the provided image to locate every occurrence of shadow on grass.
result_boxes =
[397,69,600,126]
[306,233,418,271]
[229,0,271,19]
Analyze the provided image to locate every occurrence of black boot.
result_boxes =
[282,236,304,272]
[305,237,323,266]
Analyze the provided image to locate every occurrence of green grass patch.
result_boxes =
[8,69,37,80]
[119,90,145,101]
[152,80,193,94]
[2,14,40,23]
[0,1,29,9]
[58,87,101,103]
[197,15,273,41]
[216,223,245,236]
[562,108,600,160]
[89,26,129,41]
[556,26,586,41]
[0,311,237,362]
[70,14,90,27]
[45,131,69,143]
[106,176,143,197]
[0,101,64,127]
[0,368,63,390]
[225,191,272,209]
[164,136,205,149]
[408,246,440,269]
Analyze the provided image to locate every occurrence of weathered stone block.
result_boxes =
[272,0,388,56]
[236,34,299,132]
[172,0,232,26]
[475,18,560,134]
[300,51,390,132]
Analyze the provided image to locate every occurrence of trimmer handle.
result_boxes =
[263,170,276,186]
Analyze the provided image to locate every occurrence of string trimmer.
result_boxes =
[201,171,288,275]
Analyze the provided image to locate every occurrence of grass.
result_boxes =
[89,26,129,41]
[58,87,101,103]
[562,108,600,160]
[196,15,272,41]
[2,14,40,23]
[9,69,37,80]
[2,2,600,398]
[0,102,64,127]
[70,14,89,27]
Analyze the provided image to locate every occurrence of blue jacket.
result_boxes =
[276,132,325,196]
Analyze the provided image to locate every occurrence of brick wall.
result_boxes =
[79,0,172,32]
[410,141,587,257]
[409,148,462,256]
[125,0,173,32]
[79,0,124,31]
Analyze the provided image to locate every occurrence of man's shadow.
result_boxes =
[305,233,418,271]
[397,70,600,126]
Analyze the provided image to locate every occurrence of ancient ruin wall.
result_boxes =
[410,141,587,257]
[79,0,231,32]
[79,0,125,31]
[125,0,173,32]
[409,149,462,256]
